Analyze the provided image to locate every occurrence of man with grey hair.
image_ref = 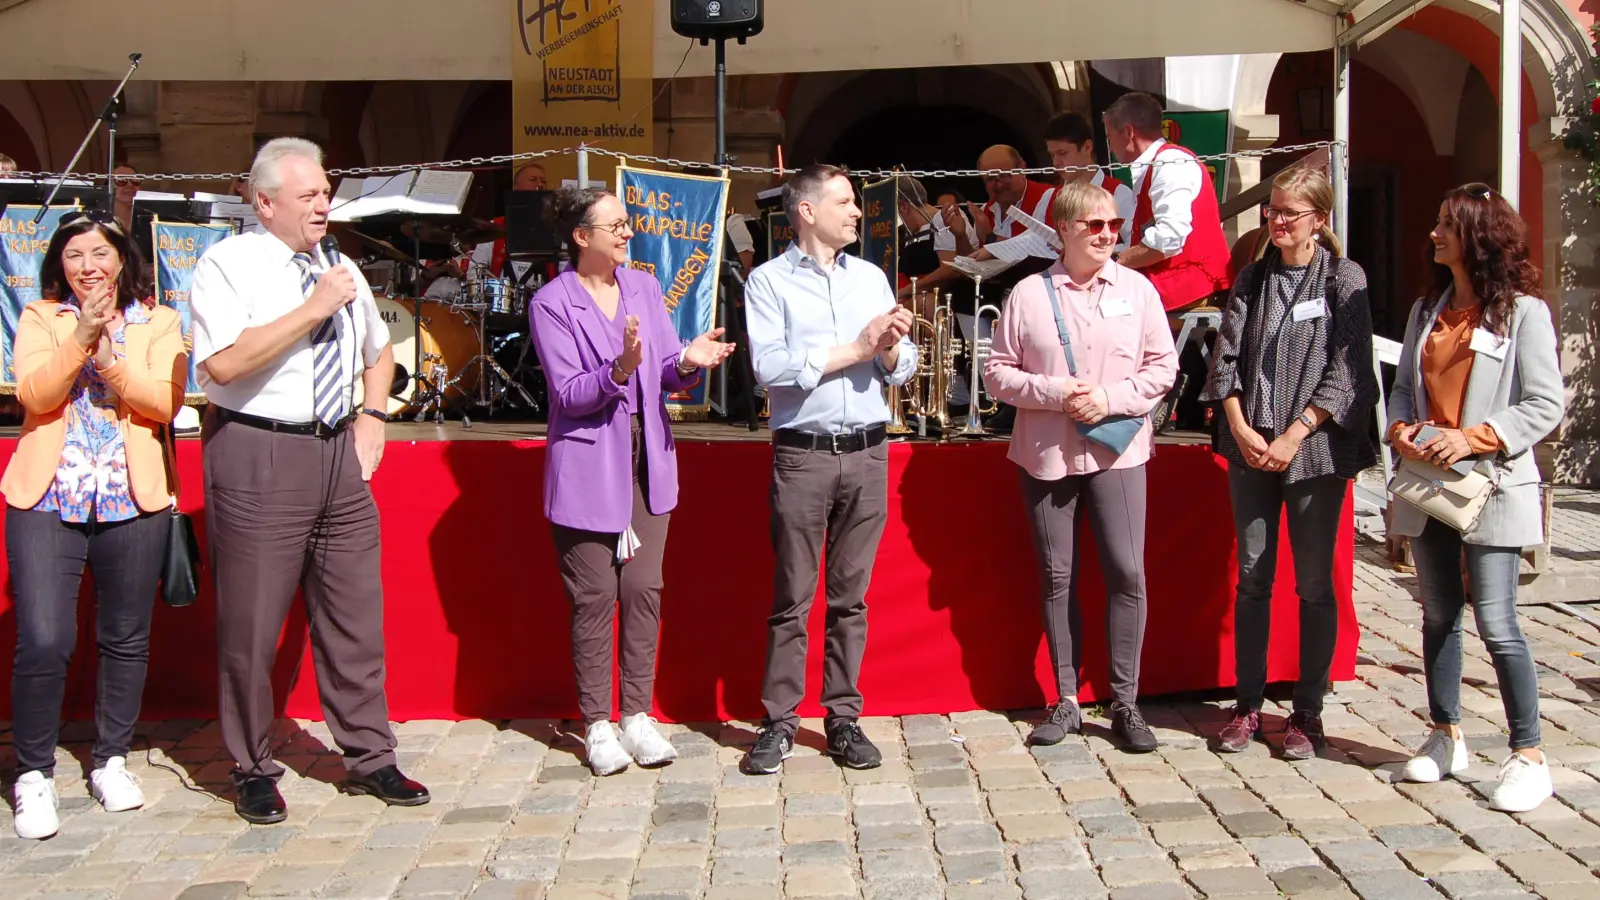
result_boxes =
[741,164,916,776]
[191,137,426,824]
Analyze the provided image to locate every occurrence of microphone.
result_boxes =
[319,235,342,265]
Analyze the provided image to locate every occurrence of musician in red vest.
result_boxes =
[1103,92,1231,312]
[1045,112,1135,254]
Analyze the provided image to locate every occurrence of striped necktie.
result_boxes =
[293,251,347,428]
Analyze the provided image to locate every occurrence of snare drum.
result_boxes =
[468,278,514,315]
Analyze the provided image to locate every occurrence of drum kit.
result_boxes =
[350,217,550,425]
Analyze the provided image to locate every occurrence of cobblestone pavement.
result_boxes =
[4,529,1600,900]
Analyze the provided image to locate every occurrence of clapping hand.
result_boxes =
[94,308,125,371]
[72,281,114,352]
[619,315,645,374]
[1064,382,1108,424]
[683,327,736,369]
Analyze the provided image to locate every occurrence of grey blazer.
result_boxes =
[1386,291,1564,547]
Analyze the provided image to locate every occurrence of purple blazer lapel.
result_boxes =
[559,274,613,365]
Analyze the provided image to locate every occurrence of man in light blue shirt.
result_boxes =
[740,164,916,778]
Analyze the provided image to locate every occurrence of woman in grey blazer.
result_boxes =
[1387,184,1563,813]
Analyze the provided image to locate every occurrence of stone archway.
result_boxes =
[784,65,1058,175]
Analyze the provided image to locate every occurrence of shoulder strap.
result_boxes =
[161,424,181,507]
[1040,274,1078,376]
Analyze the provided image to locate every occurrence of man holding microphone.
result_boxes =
[740,164,917,775]
[191,138,427,824]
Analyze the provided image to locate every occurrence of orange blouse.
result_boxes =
[1390,303,1500,453]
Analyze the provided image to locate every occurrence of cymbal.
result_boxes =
[347,230,415,264]
[402,218,503,249]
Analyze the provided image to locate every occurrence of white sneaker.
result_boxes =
[1489,752,1553,813]
[90,757,145,813]
[13,771,59,840]
[1402,729,1469,783]
[584,721,634,776]
[619,713,678,767]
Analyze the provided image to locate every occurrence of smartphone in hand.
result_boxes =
[1412,425,1480,476]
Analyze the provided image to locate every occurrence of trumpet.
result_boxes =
[959,292,1003,437]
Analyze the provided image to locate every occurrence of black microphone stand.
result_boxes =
[36,53,141,223]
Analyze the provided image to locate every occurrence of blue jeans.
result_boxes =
[7,505,167,775]
[1412,517,1541,750]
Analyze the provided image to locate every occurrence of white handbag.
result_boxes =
[1387,457,1496,533]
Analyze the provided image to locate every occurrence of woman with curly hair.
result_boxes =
[1389,185,1563,812]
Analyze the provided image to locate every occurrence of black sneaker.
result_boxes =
[739,727,793,775]
[1028,700,1082,746]
[1111,701,1159,753]
[826,721,882,770]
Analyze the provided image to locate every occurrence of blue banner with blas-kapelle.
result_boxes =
[152,220,233,398]
[616,163,728,419]
[1,205,77,388]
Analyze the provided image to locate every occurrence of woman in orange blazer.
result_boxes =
[2,210,185,840]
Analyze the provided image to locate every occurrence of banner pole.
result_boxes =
[577,145,589,188]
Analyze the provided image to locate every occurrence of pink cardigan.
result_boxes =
[982,261,1178,480]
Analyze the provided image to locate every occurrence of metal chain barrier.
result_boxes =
[5,140,1344,184]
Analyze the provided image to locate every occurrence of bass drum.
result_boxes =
[362,296,480,416]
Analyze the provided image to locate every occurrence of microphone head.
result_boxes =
[130,52,142,63]
[319,235,342,263]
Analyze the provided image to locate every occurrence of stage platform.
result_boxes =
[0,423,1356,723]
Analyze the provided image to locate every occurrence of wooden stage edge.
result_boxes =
[0,420,1217,445]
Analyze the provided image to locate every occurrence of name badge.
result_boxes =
[1469,327,1509,360]
[1099,297,1134,318]
[1291,299,1328,323]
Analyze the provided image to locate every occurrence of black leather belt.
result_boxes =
[213,406,351,439]
[773,424,888,455]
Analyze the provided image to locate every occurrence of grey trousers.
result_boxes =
[760,439,889,734]
[1227,467,1345,715]
[1018,465,1149,705]
[550,417,670,724]
[204,410,397,781]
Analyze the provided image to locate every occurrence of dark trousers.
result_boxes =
[1228,467,1345,715]
[1412,518,1541,749]
[204,411,396,781]
[760,440,889,734]
[7,506,166,775]
[1018,465,1148,705]
[550,417,670,724]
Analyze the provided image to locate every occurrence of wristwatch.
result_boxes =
[1298,411,1317,430]
[676,346,696,376]
[360,407,389,423]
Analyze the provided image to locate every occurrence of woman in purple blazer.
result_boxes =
[527,187,734,776]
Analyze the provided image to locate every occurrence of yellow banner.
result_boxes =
[513,0,654,188]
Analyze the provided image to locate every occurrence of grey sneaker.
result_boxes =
[1028,700,1082,746]
[739,727,793,775]
[826,721,882,770]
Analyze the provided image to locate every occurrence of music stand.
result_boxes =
[504,190,558,257]
[0,178,106,213]
[131,197,210,261]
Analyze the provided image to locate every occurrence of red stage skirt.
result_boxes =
[0,439,1356,722]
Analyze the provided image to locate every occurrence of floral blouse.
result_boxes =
[34,299,151,523]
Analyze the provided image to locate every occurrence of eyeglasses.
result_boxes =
[1074,218,1125,235]
[1263,207,1318,223]
[60,209,125,235]
[579,218,629,237]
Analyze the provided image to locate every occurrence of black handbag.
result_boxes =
[159,424,202,608]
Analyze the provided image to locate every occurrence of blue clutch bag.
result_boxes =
[1040,275,1146,455]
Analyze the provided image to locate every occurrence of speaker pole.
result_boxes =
[714,37,727,166]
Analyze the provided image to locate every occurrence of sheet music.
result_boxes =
[408,170,473,215]
[985,231,1057,262]
[945,256,1018,280]
[1006,207,1063,251]
[329,173,415,222]
[134,190,188,202]
[208,201,261,233]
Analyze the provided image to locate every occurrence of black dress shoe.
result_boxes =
[344,765,430,806]
[234,775,287,825]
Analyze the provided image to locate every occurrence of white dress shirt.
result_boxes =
[190,230,389,421]
[745,243,917,434]
[1091,169,1137,253]
[1129,138,1203,257]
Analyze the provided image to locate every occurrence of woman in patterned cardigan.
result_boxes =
[1200,166,1378,760]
